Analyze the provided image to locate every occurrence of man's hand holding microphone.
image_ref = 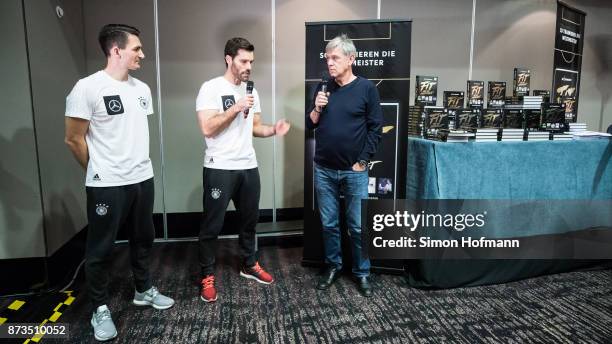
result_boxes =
[310,73,330,124]
[236,94,254,118]
[314,91,329,113]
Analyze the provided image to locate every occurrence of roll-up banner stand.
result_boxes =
[552,1,586,122]
[303,20,412,272]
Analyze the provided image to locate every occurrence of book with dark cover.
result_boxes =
[467,80,484,108]
[532,90,551,103]
[541,103,568,132]
[488,81,506,107]
[457,108,480,131]
[443,91,464,109]
[503,109,524,129]
[423,106,448,139]
[446,108,464,130]
[415,75,438,106]
[513,67,531,96]
[481,108,504,128]
[524,109,542,131]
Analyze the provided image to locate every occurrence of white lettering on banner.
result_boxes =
[353,59,384,66]
[356,51,380,58]
[319,50,397,68]
[562,35,577,44]
[559,28,580,39]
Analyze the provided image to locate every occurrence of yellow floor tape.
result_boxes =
[23,291,74,344]
[8,300,25,311]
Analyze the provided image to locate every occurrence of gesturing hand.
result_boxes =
[274,119,291,136]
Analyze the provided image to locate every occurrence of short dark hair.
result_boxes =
[224,37,254,67]
[98,24,140,57]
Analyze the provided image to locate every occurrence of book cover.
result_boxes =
[513,67,531,96]
[524,109,542,131]
[481,108,504,128]
[443,91,464,109]
[488,81,506,107]
[457,108,480,131]
[503,109,524,129]
[467,80,484,108]
[541,103,568,132]
[415,75,438,106]
[424,106,448,139]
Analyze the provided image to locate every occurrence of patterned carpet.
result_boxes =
[49,241,612,343]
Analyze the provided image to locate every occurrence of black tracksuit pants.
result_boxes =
[85,178,154,310]
[199,167,260,276]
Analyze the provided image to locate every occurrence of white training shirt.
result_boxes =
[65,70,154,187]
[196,76,261,170]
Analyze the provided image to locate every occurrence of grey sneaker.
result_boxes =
[90,305,117,341]
[133,286,174,310]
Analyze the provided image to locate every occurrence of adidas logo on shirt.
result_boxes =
[93,174,101,181]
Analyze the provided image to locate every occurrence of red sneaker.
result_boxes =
[200,275,217,302]
[240,262,274,284]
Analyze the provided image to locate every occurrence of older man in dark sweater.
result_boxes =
[306,34,382,297]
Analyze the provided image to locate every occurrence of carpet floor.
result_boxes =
[43,241,612,343]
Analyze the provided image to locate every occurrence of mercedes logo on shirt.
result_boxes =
[103,95,125,115]
[109,100,122,112]
[221,95,236,111]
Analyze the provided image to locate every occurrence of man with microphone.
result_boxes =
[195,37,290,302]
[306,34,382,297]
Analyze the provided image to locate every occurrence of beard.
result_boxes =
[238,70,250,82]
[232,65,250,82]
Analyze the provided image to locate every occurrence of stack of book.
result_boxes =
[552,133,573,141]
[446,130,474,143]
[408,106,424,137]
[523,96,543,109]
[526,131,550,141]
[571,131,612,140]
[475,128,499,142]
[503,98,523,110]
[501,128,525,141]
[569,122,587,133]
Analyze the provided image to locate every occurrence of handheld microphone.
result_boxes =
[320,72,330,110]
[244,81,254,117]
[320,71,330,94]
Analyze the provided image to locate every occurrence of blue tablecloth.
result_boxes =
[405,138,612,288]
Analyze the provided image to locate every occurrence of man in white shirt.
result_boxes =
[65,24,173,342]
[195,37,290,302]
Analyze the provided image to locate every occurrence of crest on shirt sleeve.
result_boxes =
[138,96,149,110]
[221,95,236,111]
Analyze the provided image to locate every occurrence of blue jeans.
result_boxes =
[314,164,370,277]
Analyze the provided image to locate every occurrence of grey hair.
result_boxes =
[325,34,356,57]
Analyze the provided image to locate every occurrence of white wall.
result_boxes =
[0,0,46,259]
[2,0,611,255]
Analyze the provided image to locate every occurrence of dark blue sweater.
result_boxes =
[306,76,382,170]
